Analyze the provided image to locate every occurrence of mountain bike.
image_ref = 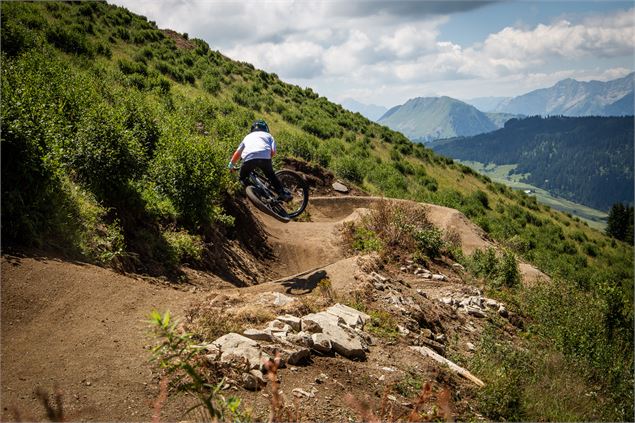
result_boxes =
[240,167,309,222]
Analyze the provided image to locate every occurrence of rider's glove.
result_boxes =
[228,162,235,171]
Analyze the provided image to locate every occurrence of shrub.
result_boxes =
[466,247,498,279]
[472,189,489,209]
[349,225,382,253]
[68,103,146,200]
[164,230,204,264]
[118,59,148,75]
[366,163,408,196]
[277,131,317,162]
[342,200,435,261]
[46,24,95,57]
[471,331,530,421]
[414,227,444,259]
[332,156,363,184]
[0,2,44,56]
[202,74,221,94]
[495,249,520,288]
[150,123,232,228]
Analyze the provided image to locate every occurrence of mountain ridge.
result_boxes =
[492,72,634,116]
[377,96,513,143]
[340,98,388,121]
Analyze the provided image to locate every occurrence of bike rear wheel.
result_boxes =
[245,185,290,222]
[275,170,309,218]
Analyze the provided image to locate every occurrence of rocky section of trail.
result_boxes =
[186,252,521,421]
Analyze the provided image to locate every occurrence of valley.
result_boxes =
[457,160,609,230]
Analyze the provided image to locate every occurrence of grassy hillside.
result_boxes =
[2,1,633,420]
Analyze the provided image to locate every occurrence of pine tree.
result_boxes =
[606,203,634,244]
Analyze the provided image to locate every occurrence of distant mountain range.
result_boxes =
[430,116,634,211]
[466,72,634,116]
[377,97,518,143]
[360,72,635,143]
[340,98,388,121]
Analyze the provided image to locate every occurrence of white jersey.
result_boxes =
[238,131,276,162]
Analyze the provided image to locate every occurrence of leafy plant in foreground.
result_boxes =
[148,310,250,422]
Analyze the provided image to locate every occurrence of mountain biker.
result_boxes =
[228,119,292,201]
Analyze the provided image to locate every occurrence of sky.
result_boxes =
[110,0,635,108]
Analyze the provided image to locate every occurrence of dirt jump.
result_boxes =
[1,195,546,421]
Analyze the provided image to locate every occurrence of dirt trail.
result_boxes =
[1,255,198,420]
[1,195,546,421]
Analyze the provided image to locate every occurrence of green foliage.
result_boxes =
[148,310,250,421]
[150,120,232,228]
[202,73,222,94]
[46,24,95,57]
[350,225,382,253]
[69,103,146,200]
[495,249,520,288]
[331,155,363,184]
[413,227,444,259]
[471,331,530,421]
[365,162,408,197]
[465,248,520,289]
[521,279,634,421]
[164,230,204,264]
[0,2,45,56]
[606,202,634,244]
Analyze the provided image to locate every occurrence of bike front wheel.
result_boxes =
[276,170,309,219]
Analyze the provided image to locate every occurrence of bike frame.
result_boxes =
[248,169,278,204]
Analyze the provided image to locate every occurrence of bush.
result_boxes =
[342,224,382,253]
[365,163,408,197]
[332,156,363,184]
[465,247,520,289]
[495,249,520,288]
[471,331,530,421]
[414,227,444,259]
[150,121,233,228]
[342,200,434,261]
[68,103,146,200]
[118,59,148,75]
[164,230,204,264]
[202,74,221,94]
[0,2,44,56]
[46,24,95,57]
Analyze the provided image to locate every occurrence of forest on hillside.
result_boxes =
[431,116,634,211]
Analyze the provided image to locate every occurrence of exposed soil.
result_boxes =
[1,194,543,421]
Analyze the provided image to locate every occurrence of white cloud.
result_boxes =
[378,22,444,59]
[227,41,325,79]
[110,0,634,105]
[483,8,635,63]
